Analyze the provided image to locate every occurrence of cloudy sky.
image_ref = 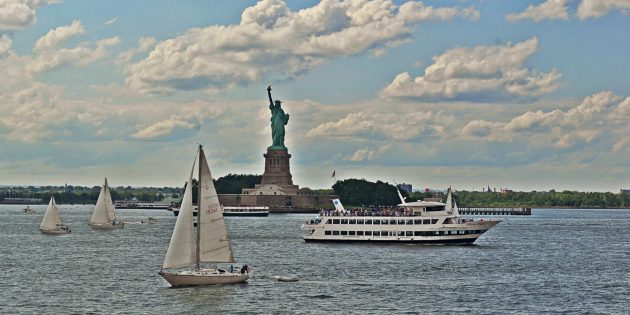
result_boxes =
[1,0,629,192]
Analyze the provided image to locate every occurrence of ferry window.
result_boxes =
[423,219,430,224]
[414,231,422,236]
[426,206,445,211]
[325,231,332,235]
[332,230,340,235]
[397,231,404,236]
[372,231,379,236]
[431,219,438,224]
[364,231,371,236]
[349,219,356,224]
[349,231,356,236]
[341,219,348,224]
[389,219,397,225]
[332,219,340,224]
[406,231,413,237]
[434,231,440,235]
[382,231,390,236]
[325,219,331,224]
[357,231,364,236]
[406,220,413,225]
[373,219,380,225]
[365,220,372,224]
[357,219,364,224]
[340,231,347,236]
[414,220,422,224]
[398,220,405,225]
[381,220,387,225]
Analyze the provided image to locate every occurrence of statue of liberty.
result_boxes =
[267,86,289,149]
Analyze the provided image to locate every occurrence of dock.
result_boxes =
[459,207,531,215]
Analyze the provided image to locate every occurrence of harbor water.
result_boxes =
[0,206,628,314]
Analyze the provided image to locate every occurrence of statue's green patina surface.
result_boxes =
[267,86,289,150]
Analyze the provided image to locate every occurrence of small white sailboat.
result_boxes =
[89,178,124,229]
[159,145,250,286]
[40,196,71,234]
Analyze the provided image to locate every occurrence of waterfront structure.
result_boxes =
[398,183,412,193]
[89,178,124,229]
[159,145,250,286]
[301,189,499,244]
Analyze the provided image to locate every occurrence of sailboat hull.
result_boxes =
[160,269,249,286]
[89,222,124,229]
[40,227,71,235]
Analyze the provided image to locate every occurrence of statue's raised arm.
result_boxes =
[267,85,274,108]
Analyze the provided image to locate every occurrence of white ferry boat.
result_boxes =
[223,206,269,217]
[301,189,499,244]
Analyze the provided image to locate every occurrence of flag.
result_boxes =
[331,199,346,212]
[331,170,336,177]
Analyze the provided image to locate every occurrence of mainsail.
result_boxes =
[91,178,115,224]
[40,196,62,230]
[162,161,196,269]
[445,188,453,213]
[198,147,235,263]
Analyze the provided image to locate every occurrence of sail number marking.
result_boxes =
[206,203,219,215]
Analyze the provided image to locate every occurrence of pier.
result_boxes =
[459,207,531,215]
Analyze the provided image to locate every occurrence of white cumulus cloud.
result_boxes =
[577,0,630,19]
[380,37,561,102]
[0,0,60,31]
[125,0,479,95]
[0,33,11,56]
[507,0,569,22]
[461,91,630,150]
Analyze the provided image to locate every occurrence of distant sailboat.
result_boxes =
[159,145,250,286]
[23,192,35,213]
[89,178,124,229]
[40,196,71,234]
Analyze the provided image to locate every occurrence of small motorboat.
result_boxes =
[276,276,298,282]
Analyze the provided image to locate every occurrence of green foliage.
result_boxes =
[333,179,404,206]
[214,174,262,194]
[420,190,630,208]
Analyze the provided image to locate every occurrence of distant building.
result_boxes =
[621,189,630,195]
[501,188,513,193]
[398,183,412,193]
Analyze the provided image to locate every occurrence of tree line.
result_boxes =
[1,176,628,208]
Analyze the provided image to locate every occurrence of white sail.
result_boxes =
[445,188,453,213]
[198,147,235,263]
[40,196,62,230]
[91,178,114,224]
[104,179,117,221]
[453,199,460,217]
[163,163,196,269]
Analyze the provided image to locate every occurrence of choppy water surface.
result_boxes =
[0,206,628,314]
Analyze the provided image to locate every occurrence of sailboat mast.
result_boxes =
[195,145,202,269]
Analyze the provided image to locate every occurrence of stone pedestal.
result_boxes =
[261,148,294,186]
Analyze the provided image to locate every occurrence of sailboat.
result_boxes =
[159,145,250,286]
[40,196,71,234]
[89,178,124,229]
[23,192,35,213]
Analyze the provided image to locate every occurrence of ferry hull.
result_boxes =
[303,236,478,245]
[159,270,249,287]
